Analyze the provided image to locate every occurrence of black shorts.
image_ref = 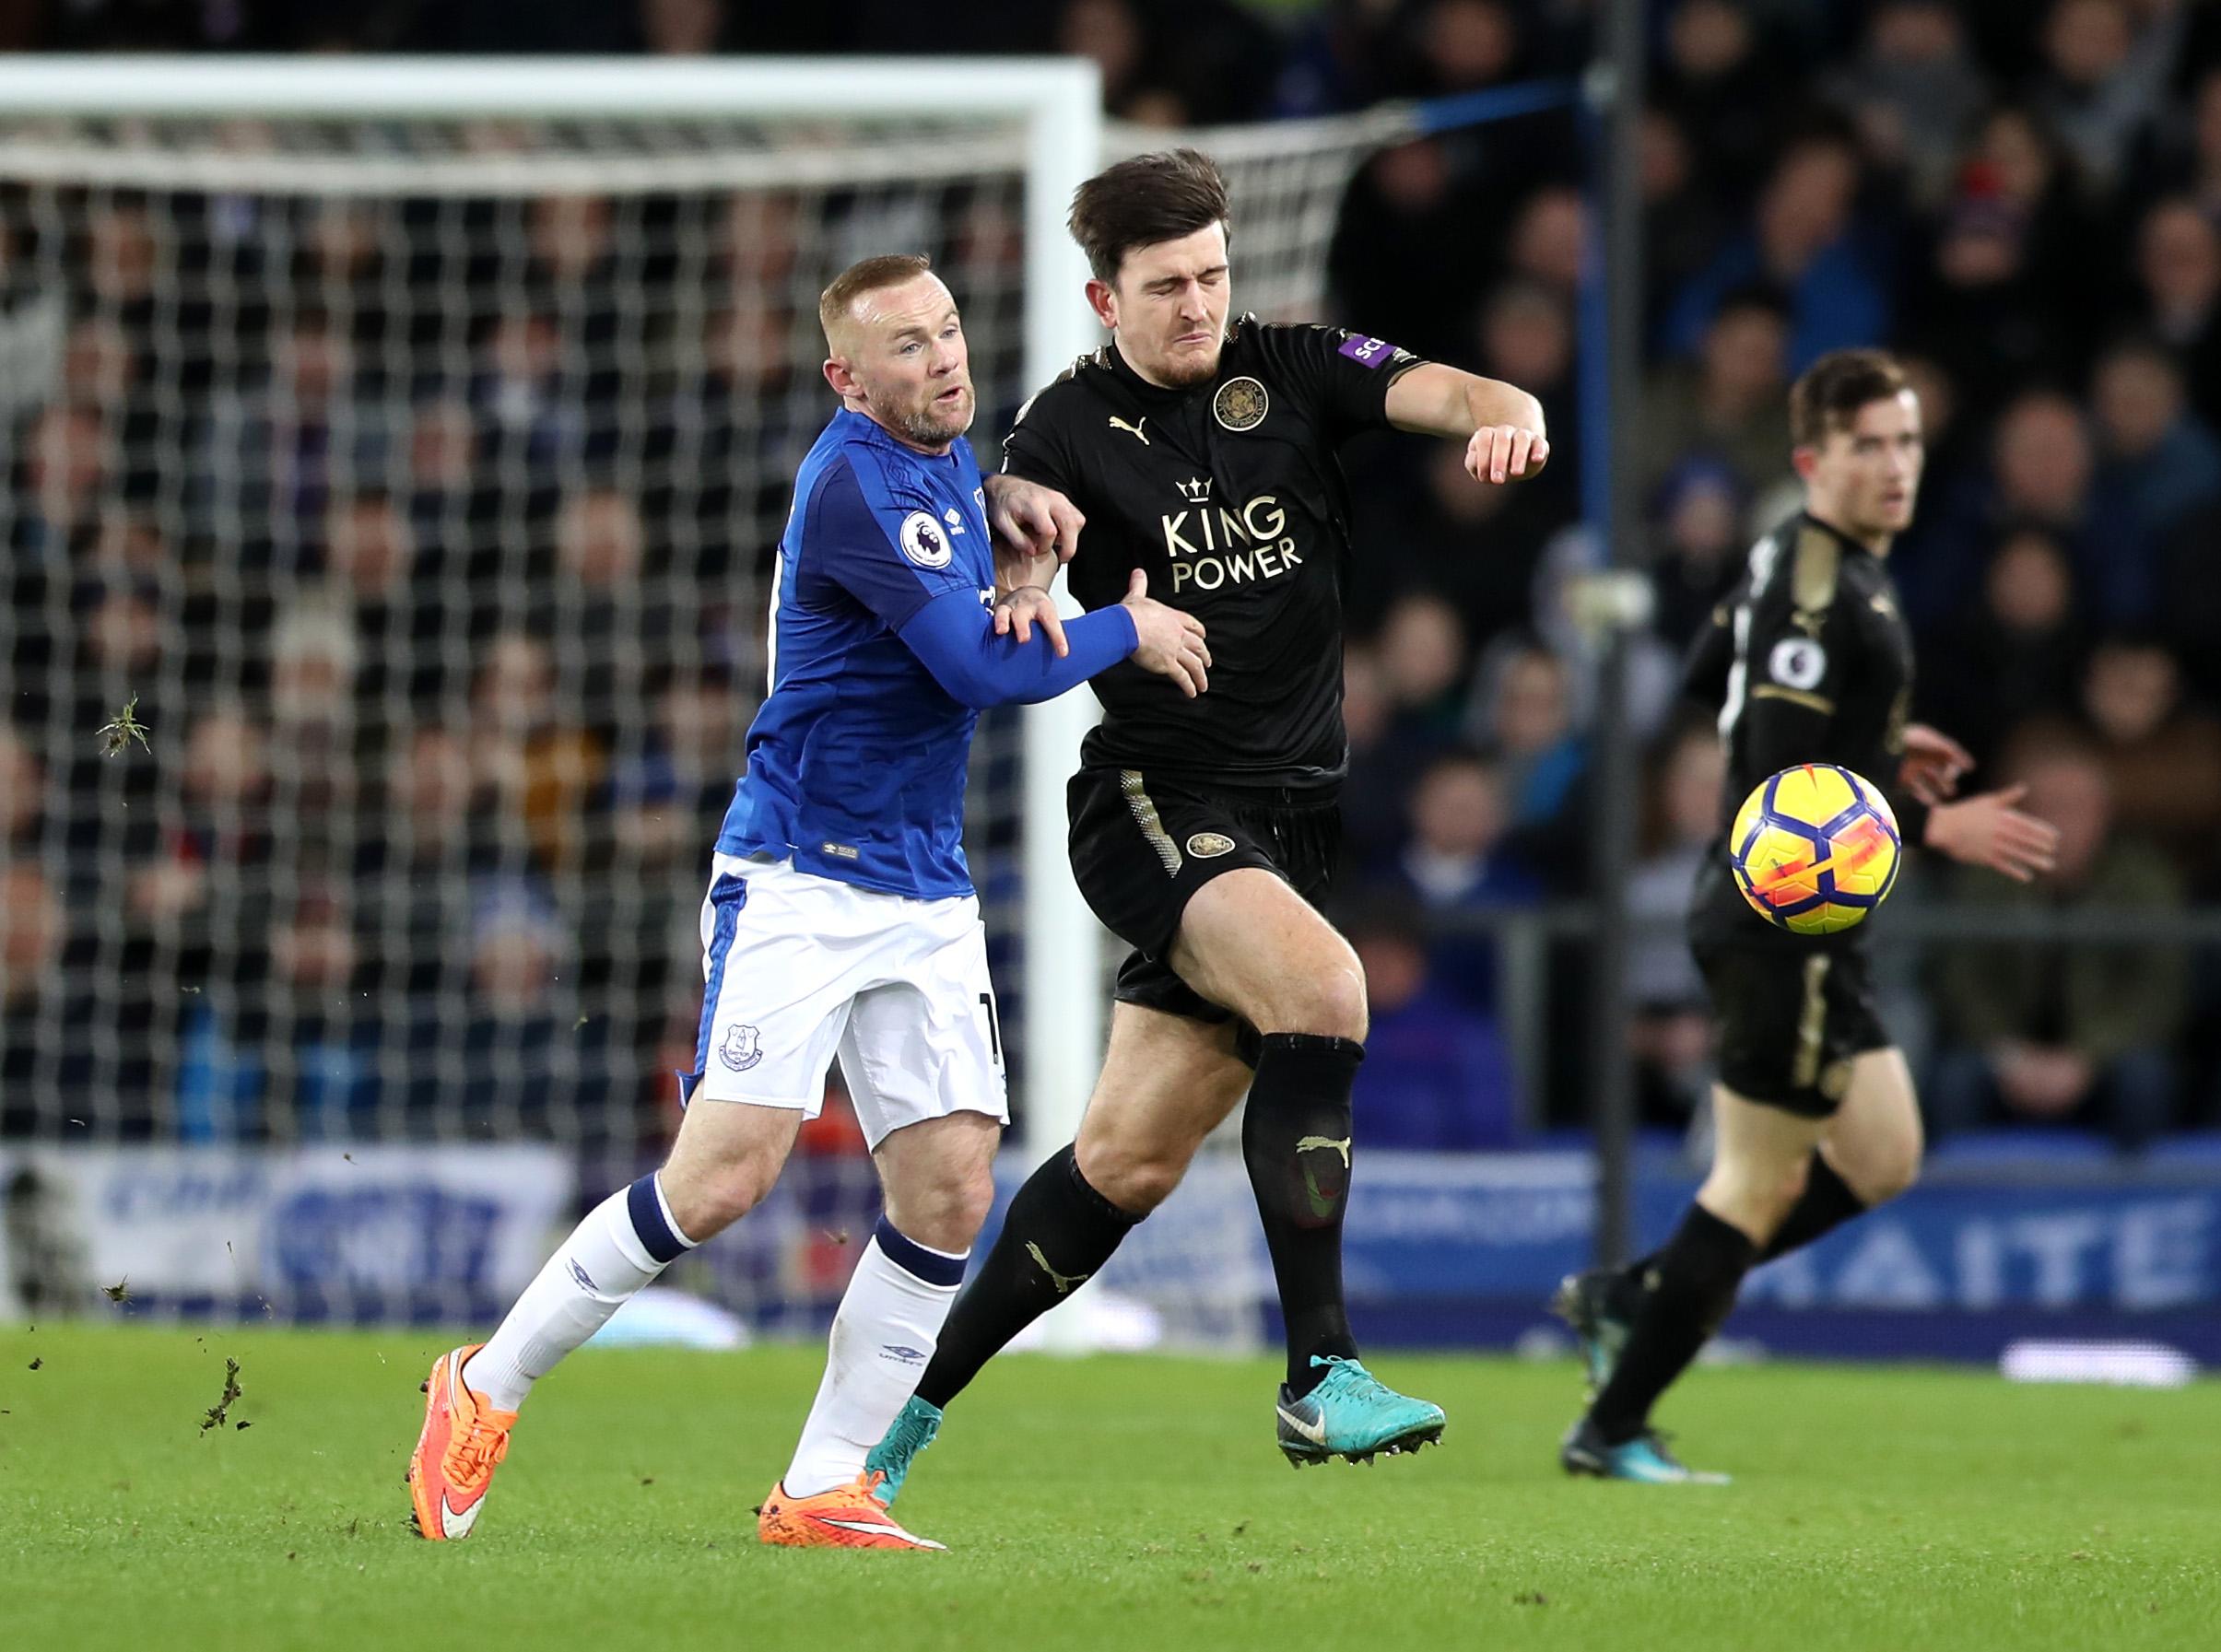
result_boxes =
[1695,941,1891,1119]
[1066,766,1340,1026]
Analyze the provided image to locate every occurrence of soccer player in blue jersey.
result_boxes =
[405,254,1209,1550]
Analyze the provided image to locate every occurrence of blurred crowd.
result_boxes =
[7,0,2221,1160]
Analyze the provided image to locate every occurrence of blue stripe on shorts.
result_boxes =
[675,871,747,1106]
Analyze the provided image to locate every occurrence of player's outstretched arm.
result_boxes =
[896,575,1208,709]
[1383,362,1550,485]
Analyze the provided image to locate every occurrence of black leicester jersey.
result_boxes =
[1685,511,1929,952]
[1002,315,1424,791]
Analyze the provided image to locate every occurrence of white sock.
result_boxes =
[463,1173,698,1412]
[781,1216,967,1498]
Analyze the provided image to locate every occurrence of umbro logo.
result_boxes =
[1109,416,1149,445]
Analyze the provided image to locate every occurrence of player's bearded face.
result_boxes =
[1103,223,1232,389]
[841,275,975,451]
[1804,390,1925,543]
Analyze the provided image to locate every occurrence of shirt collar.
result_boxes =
[833,405,960,470]
[1799,509,1882,558]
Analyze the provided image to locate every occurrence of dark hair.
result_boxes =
[1068,148,1230,282]
[1713,283,1793,327]
[1788,348,1908,447]
[817,252,932,345]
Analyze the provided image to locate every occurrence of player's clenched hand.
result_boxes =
[993,585,1068,657]
[1464,424,1549,486]
[983,473,1085,564]
[1922,783,2060,883]
[1898,722,1974,806]
[1120,568,1211,698]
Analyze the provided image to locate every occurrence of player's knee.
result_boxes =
[1264,959,1369,1042]
[664,1147,782,1239]
[1851,1137,1921,1206]
[1075,1136,1183,1215]
[1105,1154,1185,1213]
[898,1166,997,1254]
[1705,1154,1807,1238]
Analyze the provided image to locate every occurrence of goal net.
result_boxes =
[0,63,1402,1339]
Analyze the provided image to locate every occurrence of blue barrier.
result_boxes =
[1327,1150,2221,1361]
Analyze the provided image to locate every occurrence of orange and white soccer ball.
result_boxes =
[1728,763,1902,936]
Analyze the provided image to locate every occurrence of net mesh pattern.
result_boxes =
[0,105,1394,1331]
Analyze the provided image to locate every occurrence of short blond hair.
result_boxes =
[818,252,933,349]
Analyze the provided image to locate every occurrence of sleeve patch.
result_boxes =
[1768,637,1827,691]
[898,510,954,568]
[1336,334,1400,368]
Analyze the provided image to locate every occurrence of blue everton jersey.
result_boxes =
[717,408,997,898]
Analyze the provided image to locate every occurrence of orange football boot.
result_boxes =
[758,1471,946,1551]
[406,1343,517,1541]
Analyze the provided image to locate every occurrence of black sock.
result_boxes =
[912,1144,1140,1410]
[1757,1153,1867,1262]
[1619,1156,1866,1291]
[1588,1202,1755,1445]
[1243,1032,1364,1395]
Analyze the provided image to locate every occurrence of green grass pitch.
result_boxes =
[5,1323,2216,1651]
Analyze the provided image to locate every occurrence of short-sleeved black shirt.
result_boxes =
[1684,511,1925,953]
[1003,315,1424,792]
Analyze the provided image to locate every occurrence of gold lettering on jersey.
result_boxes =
[1160,493,1303,592]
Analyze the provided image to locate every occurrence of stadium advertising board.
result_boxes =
[0,1145,570,1320]
[1335,1154,2221,1360]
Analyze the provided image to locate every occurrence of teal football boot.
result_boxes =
[1275,1355,1446,1467]
[1559,1415,1729,1484]
[864,1394,944,1506]
[1551,1266,1646,1396]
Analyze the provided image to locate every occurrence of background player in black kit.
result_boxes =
[1554,351,2061,1483]
[864,148,1553,1498]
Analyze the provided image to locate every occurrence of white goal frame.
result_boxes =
[0,53,1109,1160]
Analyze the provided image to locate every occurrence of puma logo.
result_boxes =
[1297,1135,1353,1167]
[1108,416,1149,445]
[1296,1135,1353,1219]
[1026,1241,1090,1295]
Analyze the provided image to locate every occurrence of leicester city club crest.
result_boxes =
[1213,376,1269,432]
[719,1023,763,1072]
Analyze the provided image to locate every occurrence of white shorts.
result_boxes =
[680,854,1008,1149]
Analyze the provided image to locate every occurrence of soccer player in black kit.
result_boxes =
[860,148,1552,1507]
[1553,351,2060,1482]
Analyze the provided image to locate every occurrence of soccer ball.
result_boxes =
[1729,763,1902,935]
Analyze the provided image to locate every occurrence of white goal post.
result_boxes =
[0,53,1110,1160]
